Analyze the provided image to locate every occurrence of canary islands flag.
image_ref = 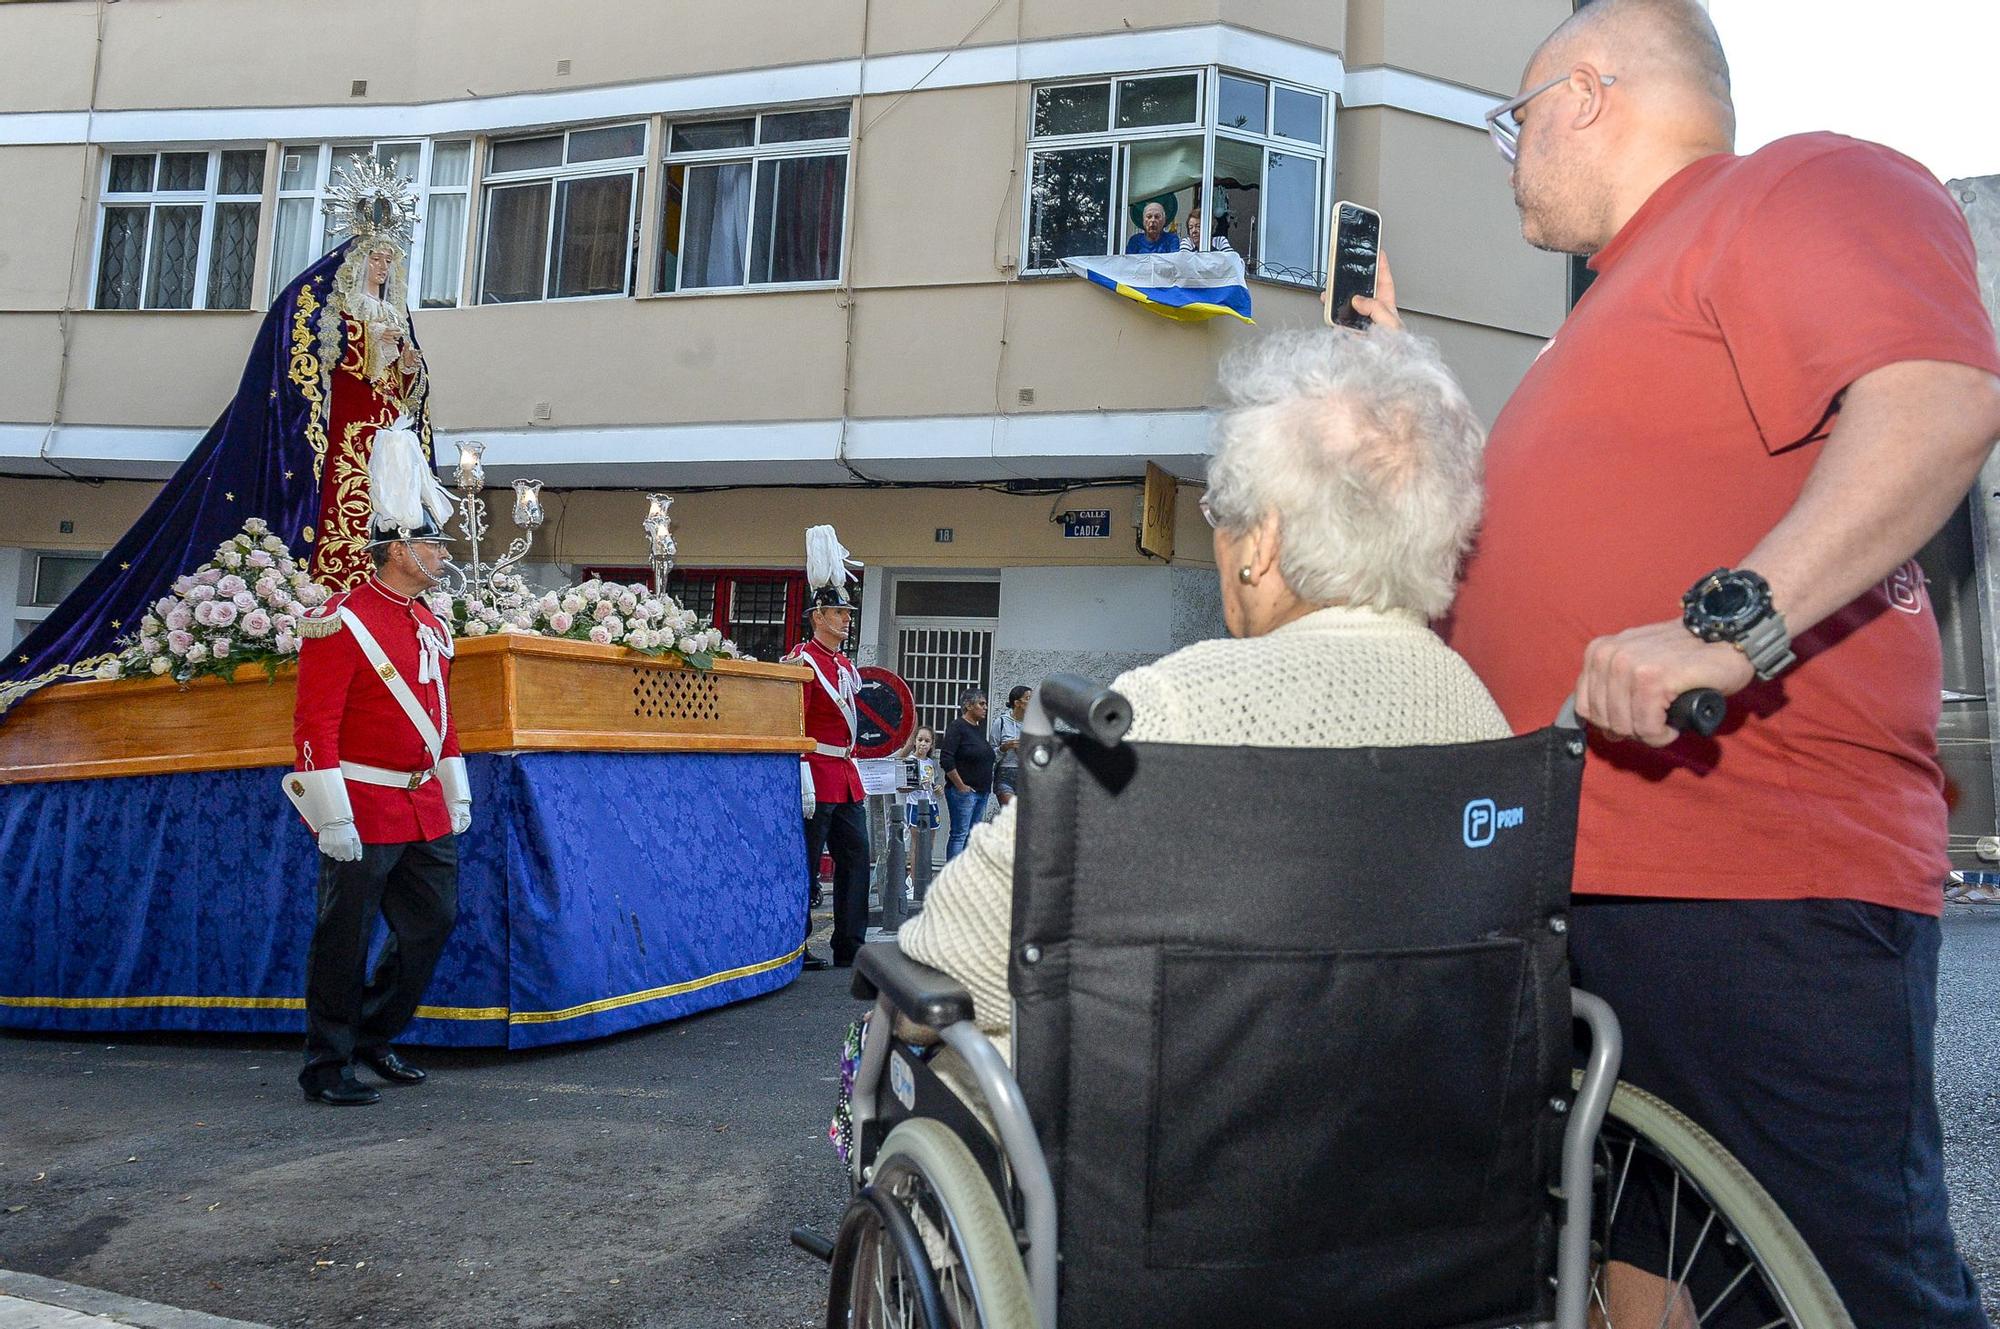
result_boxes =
[1060,251,1254,323]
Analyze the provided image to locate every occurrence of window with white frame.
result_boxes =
[478,122,646,304]
[270,139,473,307]
[94,149,264,310]
[1024,70,1329,286]
[657,106,851,292]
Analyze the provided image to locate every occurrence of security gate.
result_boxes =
[897,624,994,740]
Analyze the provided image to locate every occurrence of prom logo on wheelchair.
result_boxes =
[1462,797,1524,848]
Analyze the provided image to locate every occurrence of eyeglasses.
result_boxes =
[1198,495,1218,528]
[1484,71,1616,164]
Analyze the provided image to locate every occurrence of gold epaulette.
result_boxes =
[298,601,345,639]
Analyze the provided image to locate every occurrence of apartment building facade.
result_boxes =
[0,0,1569,729]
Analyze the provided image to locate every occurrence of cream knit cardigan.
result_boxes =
[898,604,1512,1061]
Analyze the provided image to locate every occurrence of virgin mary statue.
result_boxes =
[2,155,439,713]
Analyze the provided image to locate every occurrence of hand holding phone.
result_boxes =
[1324,201,1382,330]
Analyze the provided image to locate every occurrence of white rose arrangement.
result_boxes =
[95,525,744,687]
[100,518,328,685]
[422,573,741,669]
[422,576,744,668]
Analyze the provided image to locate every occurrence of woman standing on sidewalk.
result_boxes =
[992,685,1031,809]
[938,690,994,861]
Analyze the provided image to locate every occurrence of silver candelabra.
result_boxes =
[447,439,544,604]
[643,492,676,592]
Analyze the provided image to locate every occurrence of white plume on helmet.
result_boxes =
[368,417,455,538]
[803,525,861,613]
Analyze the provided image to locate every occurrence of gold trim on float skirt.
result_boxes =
[0,945,807,1026]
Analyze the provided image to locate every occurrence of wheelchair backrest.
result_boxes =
[1009,727,1584,1329]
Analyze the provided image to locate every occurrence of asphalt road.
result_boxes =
[0,964,860,1329]
[3,908,1998,1328]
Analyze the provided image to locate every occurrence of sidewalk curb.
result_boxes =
[0,1271,270,1329]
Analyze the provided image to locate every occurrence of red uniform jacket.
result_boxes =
[794,637,865,804]
[293,578,461,843]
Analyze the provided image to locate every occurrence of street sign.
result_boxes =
[1062,509,1112,538]
[854,666,916,759]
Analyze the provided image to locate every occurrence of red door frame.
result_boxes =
[581,566,827,654]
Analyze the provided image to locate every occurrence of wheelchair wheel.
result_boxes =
[1592,1080,1852,1328]
[828,1118,1034,1329]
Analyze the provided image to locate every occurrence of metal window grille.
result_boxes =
[730,578,791,663]
[664,572,718,621]
[897,626,994,739]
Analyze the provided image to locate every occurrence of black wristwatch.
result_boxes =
[1682,568,1794,680]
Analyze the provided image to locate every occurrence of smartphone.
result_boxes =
[1324,201,1382,330]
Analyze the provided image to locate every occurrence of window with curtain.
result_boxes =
[268,139,474,305]
[94,148,264,310]
[658,107,850,292]
[1024,68,1330,287]
[478,123,644,304]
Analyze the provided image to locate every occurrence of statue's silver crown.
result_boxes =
[323,153,421,250]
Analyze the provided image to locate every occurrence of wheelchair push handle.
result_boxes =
[1029,673,1133,746]
[1555,687,1725,738]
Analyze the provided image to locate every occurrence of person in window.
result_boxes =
[900,328,1506,1063]
[1123,200,1179,255]
[1181,211,1233,254]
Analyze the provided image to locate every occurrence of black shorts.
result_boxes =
[1570,895,1988,1329]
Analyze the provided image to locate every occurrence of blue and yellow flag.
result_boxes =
[1060,252,1254,323]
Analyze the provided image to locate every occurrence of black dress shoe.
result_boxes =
[304,1079,380,1106]
[801,950,832,971]
[357,1048,427,1084]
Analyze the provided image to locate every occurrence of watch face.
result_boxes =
[1701,579,1754,624]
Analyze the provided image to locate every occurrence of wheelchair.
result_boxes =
[803,675,1851,1329]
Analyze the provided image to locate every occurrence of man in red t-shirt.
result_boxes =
[1358,2,2000,1323]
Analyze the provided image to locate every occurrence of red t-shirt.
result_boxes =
[1446,133,2000,916]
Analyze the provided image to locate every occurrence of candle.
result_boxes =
[512,478,544,528]
[455,440,486,490]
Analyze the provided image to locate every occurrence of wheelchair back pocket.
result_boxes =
[1144,938,1532,1269]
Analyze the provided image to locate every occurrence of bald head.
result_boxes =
[1534,0,1734,139]
[1504,0,1736,255]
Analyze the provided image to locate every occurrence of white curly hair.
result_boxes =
[1203,328,1487,619]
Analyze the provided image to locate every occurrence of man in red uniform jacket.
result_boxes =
[786,528,868,970]
[286,455,469,1105]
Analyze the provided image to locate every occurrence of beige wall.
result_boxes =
[0,316,64,423]
[848,85,1020,288]
[1403,310,1545,425]
[0,0,1558,479]
[0,2,100,116]
[489,479,1216,570]
[0,478,159,550]
[0,474,1215,572]
[1,0,1343,114]
[1345,0,1569,94]
[1337,108,1567,338]
[0,146,93,310]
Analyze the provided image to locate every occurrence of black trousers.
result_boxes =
[1571,896,1988,1329]
[803,801,870,963]
[301,835,459,1090]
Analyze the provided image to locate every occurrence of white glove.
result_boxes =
[319,819,364,862]
[801,760,817,820]
[282,768,363,861]
[437,756,473,836]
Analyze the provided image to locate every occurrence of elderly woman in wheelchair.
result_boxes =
[801,329,1850,1329]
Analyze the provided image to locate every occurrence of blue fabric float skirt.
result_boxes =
[0,751,805,1048]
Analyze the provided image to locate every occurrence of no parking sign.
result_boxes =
[853,667,916,759]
